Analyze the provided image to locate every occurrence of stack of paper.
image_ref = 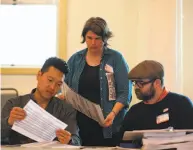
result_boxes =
[143,131,186,138]
[142,133,193,145]
[123,129,186,141]
[142,141,193,150]
[123,129,193,150]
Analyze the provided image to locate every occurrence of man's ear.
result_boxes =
[154,79,161,87]
[37,70,42,80]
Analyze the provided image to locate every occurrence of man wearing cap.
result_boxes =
[119,60,193,138]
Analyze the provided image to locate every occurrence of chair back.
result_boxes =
[1,88,19,110]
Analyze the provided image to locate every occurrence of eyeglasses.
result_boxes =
[132,79,155,88]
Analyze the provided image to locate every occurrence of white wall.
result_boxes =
[66,0,180,105]
[1,75,36,95]
[183,0,193,100]
[1,0,193,103]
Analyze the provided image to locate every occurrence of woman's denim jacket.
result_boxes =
[65,48,132,138]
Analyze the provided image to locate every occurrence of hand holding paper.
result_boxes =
[12,100,68,142]
[103,111,116,127]
[8,107,26,125]
[56,129,71,144]
[56,93,66,101]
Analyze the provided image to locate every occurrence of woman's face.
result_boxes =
[85,30,104,52]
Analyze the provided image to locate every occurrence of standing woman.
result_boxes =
[65,17,132,146]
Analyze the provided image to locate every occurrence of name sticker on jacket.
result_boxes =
[105,64,116,101]
[156,113,169,124]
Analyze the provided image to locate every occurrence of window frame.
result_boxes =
[1,0,67,75]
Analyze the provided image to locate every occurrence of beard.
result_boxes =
[135,85,156,101]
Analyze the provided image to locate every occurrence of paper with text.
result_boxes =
[62,82,105,124]
[12,100,67,142]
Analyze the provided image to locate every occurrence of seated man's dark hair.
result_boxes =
[41,57,68,75]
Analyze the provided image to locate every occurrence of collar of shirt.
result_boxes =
[29,88,54,106]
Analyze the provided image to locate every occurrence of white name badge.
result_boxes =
[105,64,116,101]
[156,113,169,124]
[106,72,116,101]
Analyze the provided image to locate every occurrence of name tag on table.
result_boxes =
[156,113,169,124]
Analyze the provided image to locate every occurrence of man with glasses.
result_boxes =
[119,60,193,141]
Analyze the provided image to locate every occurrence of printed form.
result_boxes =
[62,82,105,124]
[12,100,67,142]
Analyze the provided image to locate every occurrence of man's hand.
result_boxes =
[56,93,65,100]
[56,129,71,144]
[102,111,116,127]
[8,107,26,126]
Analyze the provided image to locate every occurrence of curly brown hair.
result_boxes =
[81,17,113,47]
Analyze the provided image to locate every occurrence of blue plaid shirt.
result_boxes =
[65,48,132,138]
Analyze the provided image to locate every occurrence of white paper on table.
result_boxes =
[142,141,193,150]
[142,133,193,145]
[12,100,68,142]
[21,141,59,147]
[62,82,105,124]
[21,141,82,148]
[123,129,188,141]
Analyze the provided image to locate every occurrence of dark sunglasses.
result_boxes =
[132,79,155,88]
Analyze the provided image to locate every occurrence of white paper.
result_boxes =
[62,82,105,124]
[21,141,82,148]
[143,131,185,138]
[142,133,193,145]
[142,142,193,150]
[123,129,189,141]
[12,100,68,142]
[21,141,59,147]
